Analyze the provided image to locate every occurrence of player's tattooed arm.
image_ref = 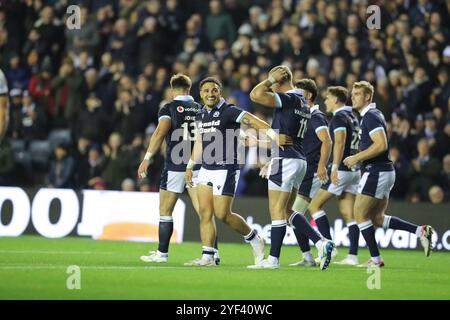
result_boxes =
[240,112,292,150]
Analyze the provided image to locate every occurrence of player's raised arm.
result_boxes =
[138,118,171,179]
[343,127,387,168]
[240,111,293,150]
[249,67,289,108]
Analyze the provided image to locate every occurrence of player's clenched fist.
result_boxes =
[343,155,358,169]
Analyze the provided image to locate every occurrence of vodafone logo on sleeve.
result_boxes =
[177,106,185,113]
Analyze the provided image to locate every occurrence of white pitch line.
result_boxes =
[0,265,192,270]
[0,250,115,255]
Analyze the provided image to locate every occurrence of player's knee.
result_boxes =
[373,214,384,227]
[215,210,230,222]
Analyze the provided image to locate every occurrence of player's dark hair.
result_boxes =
[170,74,192,90]
[295,79,318,102]
[327,86,348,104]
[199,77,222,91]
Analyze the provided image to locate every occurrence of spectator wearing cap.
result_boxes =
[46,142,75,189]
[407,138,442,201]
[205,0,236,48]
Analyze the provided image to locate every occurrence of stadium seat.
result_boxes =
[48,129,72,151]
[29,140,51,170]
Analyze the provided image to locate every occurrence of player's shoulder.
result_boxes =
[364,107,385,123]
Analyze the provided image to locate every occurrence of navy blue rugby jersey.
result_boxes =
[158,95,202,171]
[359,103,393,170]
[329,106,361,171]
[195,98,246,170]
[272,89,311,159]
[303,104,329,170]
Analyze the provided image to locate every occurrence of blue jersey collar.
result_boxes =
[333,105,353,115]
[285,88,304,95]
[310,104,320,112]
[360,103,377,117]
[205,97,226,112]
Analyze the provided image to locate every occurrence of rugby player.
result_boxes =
[287,79,334,267]
[343,81,433,267]
[138,74,220,264]
[247,66,335,270]
[294,86,362,266]
[184,77,292,267]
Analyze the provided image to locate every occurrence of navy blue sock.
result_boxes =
[358,221,380,258]
[214,234,218,250]
[293,225,311,253]
[312,210,332,240]
[158,217,173,254]
[289,212,321,243]
[383,215,418,234]
[348,223,360,256]
[269,221,287,258]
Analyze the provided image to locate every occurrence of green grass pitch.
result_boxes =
[0,236,449,299]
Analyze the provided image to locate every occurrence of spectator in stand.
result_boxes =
[101,132,131,190]
[205,0,236,47]
[76,144,104,189]
[407,138,442,201]
[46,143,75,188]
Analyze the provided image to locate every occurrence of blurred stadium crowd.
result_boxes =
[0,0,449,203]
